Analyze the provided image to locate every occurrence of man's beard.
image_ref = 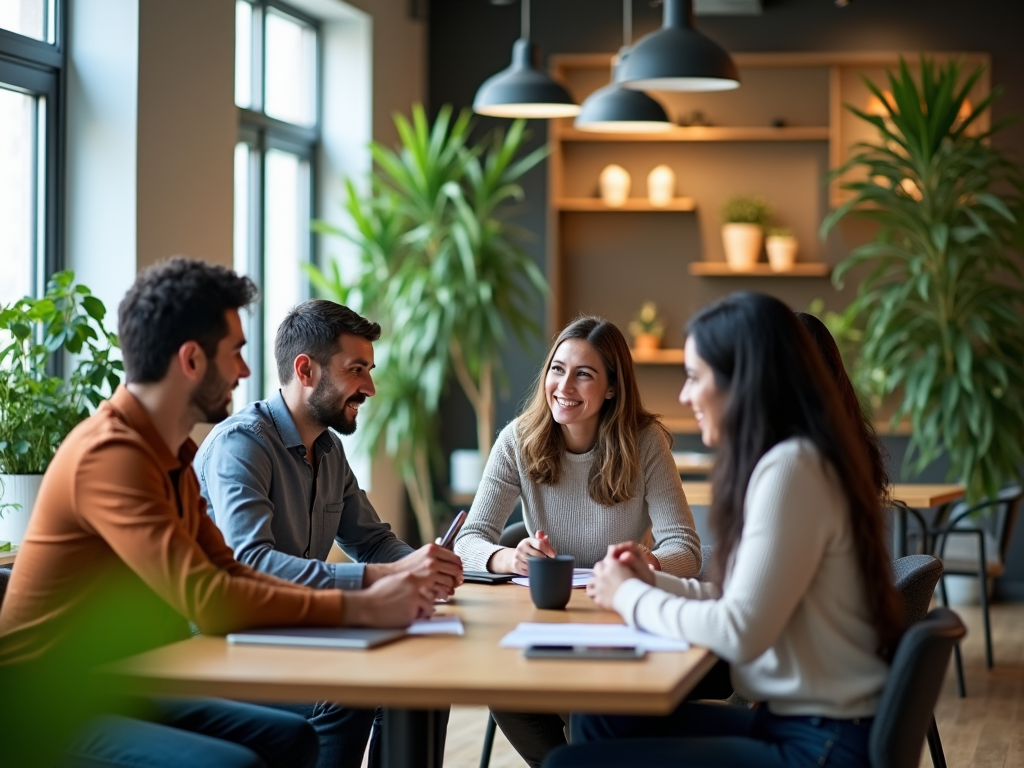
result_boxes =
[190,363,233,424]
[308,372,363,435]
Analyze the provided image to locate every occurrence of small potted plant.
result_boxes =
[765,226,799,272]
[628,301,665,355]
[0,272,121,545]
[721,194,772,271]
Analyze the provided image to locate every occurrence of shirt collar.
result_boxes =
[266,390,335,457]
[110,385,196,471]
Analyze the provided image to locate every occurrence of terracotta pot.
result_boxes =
[766,235,799,272]
[633,333,661,353]
[721,223,763,271]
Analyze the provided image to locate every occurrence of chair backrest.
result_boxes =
[869,607,965,768]
[498,521,528,548]
[893,555,943,628]
[938,485,1023,564]
[0,566,11,610]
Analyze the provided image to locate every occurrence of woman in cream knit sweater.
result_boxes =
[454,315,701,767]
[551,293,904,768]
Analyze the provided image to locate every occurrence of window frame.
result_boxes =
[235,0,321,400]
[0,2,67,299]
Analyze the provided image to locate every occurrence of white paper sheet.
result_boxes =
[500,622,689,652]
[407,615,465,636]
[511,568,594,589]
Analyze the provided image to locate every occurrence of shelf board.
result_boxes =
[688,262,831,277]
[631,348,685,364]
[558,126,831,143]
[557,198,696,212]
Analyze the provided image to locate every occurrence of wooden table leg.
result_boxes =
[382,708,446,768]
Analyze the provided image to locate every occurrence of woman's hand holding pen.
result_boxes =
[489,530,557,575]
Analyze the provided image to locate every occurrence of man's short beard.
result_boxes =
[308,371,360,435]
[190,363,232,424]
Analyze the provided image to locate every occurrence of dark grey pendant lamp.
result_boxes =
[620,0,740,92]
[575,0,673,132]
[473,0,580,118]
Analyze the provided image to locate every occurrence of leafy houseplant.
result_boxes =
[721,194,773,271]
[822,57,1024,502]
[0,272,122,536]
[628,301,665,353]
[310,105,548,540]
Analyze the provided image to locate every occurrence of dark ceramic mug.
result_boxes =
[528,554,575,610]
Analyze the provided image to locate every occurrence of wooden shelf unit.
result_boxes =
[557,197,696,212]
[560,126,831,143]
[546,51,989,434]
[688,262,831,277]
[630,348,685,364]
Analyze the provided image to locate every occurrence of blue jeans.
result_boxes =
[547,702,873,768]
[271,702,381,768]
[62,697,318,768]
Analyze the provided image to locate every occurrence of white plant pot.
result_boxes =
[449,449,483,495]
[766,236,799,271]
[721,223,763,271]
[646,164,676,207]
[0,474,44,545]
[599,164,631,208]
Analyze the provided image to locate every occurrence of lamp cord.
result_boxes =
[521,0,529,39]
[623,0,632,47]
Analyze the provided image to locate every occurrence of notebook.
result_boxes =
[226,627,407,650]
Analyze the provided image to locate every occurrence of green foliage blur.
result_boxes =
[0,271,121,479]
[822,57,1024,502]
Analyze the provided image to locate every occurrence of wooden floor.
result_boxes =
[440,602,1024,768]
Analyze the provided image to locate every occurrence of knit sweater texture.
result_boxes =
[613,438,889,718]
[454,420,701,576]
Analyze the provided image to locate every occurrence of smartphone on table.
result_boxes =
[523,645,646,661]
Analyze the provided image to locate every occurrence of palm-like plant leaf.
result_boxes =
[822,56,1024,501]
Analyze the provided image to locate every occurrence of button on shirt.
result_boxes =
[196,391,414,591]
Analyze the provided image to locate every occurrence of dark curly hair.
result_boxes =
[118,258,257,383]
[275,300,381,385]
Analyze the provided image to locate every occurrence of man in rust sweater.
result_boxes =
[0,258,434,768]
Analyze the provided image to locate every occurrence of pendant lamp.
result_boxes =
[575,0,673,133]
[620,0,740,92]
[473,0,580,118]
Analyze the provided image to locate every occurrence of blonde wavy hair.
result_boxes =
[518,316,670,506]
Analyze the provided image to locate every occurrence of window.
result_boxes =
[234,0,319,406]
[0,0,64,305]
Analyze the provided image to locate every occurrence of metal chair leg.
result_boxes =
[479,713,496,768]
[927,716,948,768]
[937,575,967,697]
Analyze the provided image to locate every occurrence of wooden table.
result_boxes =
[0,546,17,567]
[681,481,965,509]
[109,584,716,768]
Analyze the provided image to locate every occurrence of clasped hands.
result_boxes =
[587,541,657,610]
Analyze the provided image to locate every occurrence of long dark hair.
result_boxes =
[519,316,670,505]
[689,293,902,659]
[795,312,891,506]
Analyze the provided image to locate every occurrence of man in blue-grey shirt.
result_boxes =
[197,300,461,768]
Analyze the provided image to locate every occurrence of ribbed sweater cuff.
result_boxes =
[612,577,654,627]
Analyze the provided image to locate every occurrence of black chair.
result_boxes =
[869,607,965,768]
[931,485,1023,677]
[892,555,949,768]
[480,521,530,768]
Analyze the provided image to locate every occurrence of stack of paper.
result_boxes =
[500,622,690,652]
[407,615,465,636]
[511,568,594,589]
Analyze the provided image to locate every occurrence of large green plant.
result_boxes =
[311,105,548,540]
[0,271,122,478]
[822,57,1024,501]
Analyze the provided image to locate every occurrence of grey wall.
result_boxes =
[428,0,1024,596]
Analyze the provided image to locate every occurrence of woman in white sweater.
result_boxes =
[549,293,903,768]
[454,315,701,767]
